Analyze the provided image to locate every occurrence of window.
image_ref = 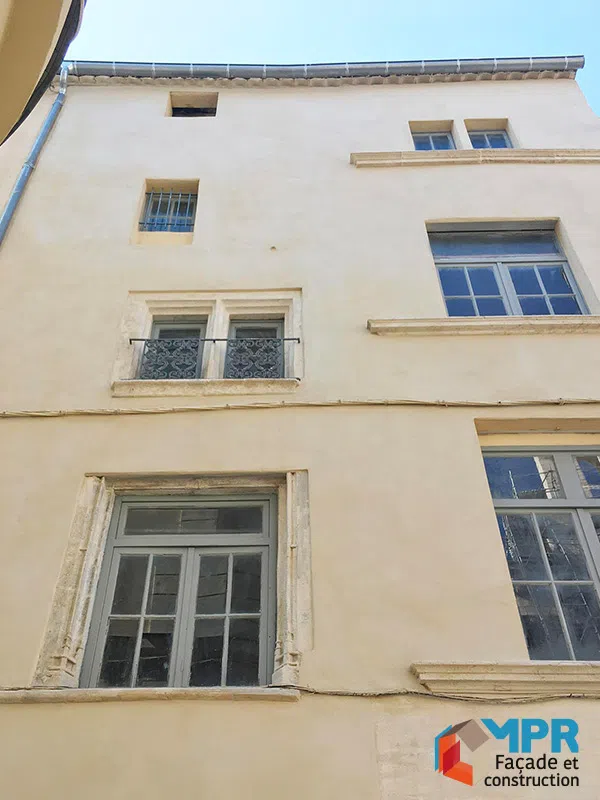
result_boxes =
[136,316,292,381]
[412,132,455,151]
[169,91,218,117]
[469,130,512,149]
[80,495,277,688]
[139,190,197,233]
[431,229,586,317]
[114,290,303,396]
[139,320,207,380]
[483,451,600,660]
[224,319,285,379]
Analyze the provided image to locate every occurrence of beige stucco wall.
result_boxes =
[0,75,599,798]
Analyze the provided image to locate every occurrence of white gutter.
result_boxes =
[0,63,70,247]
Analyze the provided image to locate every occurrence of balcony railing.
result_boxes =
[130,337,300,380]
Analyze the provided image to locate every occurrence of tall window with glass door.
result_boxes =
[431,229,586,317]
[484,452,600,660]
[80,496,277,688]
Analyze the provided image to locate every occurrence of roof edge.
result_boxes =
[65,55,584,80]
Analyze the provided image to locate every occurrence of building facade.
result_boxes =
[0,56,600,798]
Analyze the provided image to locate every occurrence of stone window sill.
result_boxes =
[133,231,194,246]
[0,686,300,705]
[350,148,600,168]
[112,378,301,397]
[412,662,600,699]
[367,316,600,337]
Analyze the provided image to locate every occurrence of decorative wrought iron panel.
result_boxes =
[224,338,285,379]
[139,338,201,379]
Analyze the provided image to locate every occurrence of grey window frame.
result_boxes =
[80,494,278,688]
[484,447,600,660]
[139,190,198,233]
[433,235,587,317]
[225,318,285,379]
[468,130,512,149]
[412,131,455,151]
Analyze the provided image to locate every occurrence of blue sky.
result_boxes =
[68,0,600,113]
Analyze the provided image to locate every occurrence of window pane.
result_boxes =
[513,584,570,660]
[488,133,509,148]
[549,296,581,315]
[125,508,181,535]
[469,133,487,149]
[136,618,174,687]
[181,507,263,534]
[226,618,260,685]
[234,327,279,340]
[111,555,148,614]
[190,618,224,686]
[509,267,543,295]
[413,136,431,151]
[146,556,181,615]
[590,513,600,541]
[497,514,547,581]
[196,555,228,614]
[519,296,550,315]
[438,268,469,297]
[538,265,572,295]
[99,619,139,687]
[475,297,506,316]
[429,232,559,258]
[467,267,500,296]
[558,585,600,659]
[575,456,600,498]
[445,297,476,317]
[431,134,452,150]
[537,514,590,580]
[484,455,563,499]
[125,506,263,535]
[231,555,262,613]
[157,328,202,340]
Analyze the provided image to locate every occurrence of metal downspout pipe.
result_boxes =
[0,62,70,248]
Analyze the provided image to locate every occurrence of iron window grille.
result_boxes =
[468,130,512,149]
[139,190,197,233]
[138,322,207,380]
[412,132,455,151]
[224,320,285,380]
[80,495,277,688]
[431,230,586,317]
[483,450,600,660]
[133,319,298,380]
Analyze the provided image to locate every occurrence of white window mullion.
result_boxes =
[497,261,522,315]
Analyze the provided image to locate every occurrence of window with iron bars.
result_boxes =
[484,451,600,660]
[136,318,295,380]
[139,190,197,233]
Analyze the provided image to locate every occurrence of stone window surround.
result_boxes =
[411,661,600,699]
[33,471,313,691]
[111,289,304,397]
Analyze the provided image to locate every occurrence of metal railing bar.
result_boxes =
[130,337,300,344]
